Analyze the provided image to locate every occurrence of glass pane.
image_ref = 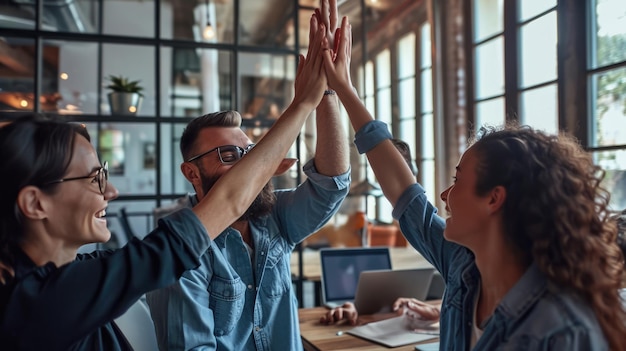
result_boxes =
[102,44,155,116]
[53,41,98,115]
[365,96,375,117]
[106,200,158,246]
[475,97,505,129]
[0,2,36,30]
[594,150,626,210]
[103,0,155,38]
[421,23,432,68]
[160,123,192,195]
[421,68,433,113]
[0,37,35,113]
[239,0,295,48]
[473,0,504,42]
[161,46,232,117]
[376,49,391,88]
[474,37,505,99]
[398,78,416,118]
[160,0,234,44]
[97,123,157,196]
[376,87,391,124]
[422,113,435,159]
[43,0,97,33]
[592,0,626,68]
[521,84,558,134]
[519,0,556,22]
[398,33,416,78]
[238,52,295,121]
[421,159,436,206]
[520,11,557,88]
[365,61,375,96]
[591,67,626,147]
[297,9,316,50]
[399,119,417,155]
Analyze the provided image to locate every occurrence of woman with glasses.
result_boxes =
[322,16,626,351]
[0,17,329,350]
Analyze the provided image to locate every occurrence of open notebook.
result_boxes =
[319,247,391,308]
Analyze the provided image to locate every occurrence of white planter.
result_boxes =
[108,92,143,116]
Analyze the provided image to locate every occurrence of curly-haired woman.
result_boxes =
[322,16,626,350]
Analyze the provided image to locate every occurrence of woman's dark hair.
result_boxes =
[180,110,242,161]
[0,114,90,266]
[470,123,626,350]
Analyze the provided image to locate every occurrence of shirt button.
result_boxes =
[255,326,261,332]
[261,252,265,256]
[248,284,253,289]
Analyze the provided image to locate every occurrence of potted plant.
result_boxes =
[106,75,144,116]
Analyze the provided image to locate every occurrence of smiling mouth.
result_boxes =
[96,209,106,218]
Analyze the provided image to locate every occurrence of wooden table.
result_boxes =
[299,307,438,351]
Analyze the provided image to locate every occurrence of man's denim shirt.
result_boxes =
[146,159,350,350]
[391,184,608,350]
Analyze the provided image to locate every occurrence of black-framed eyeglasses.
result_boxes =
[44,161,109,195]
[186,144,256,164]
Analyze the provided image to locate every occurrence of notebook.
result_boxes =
[319,247,392,308]
[354,267,436,315]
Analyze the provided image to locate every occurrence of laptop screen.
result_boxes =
[320,247,392,304]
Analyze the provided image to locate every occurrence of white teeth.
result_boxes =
[96,210,106,218]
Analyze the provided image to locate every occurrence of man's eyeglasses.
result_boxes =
[44,161,109,195]
[186,144,256,165]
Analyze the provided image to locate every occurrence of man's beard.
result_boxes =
[200,172,276,221]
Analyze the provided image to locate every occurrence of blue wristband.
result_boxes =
[354,120,392,154]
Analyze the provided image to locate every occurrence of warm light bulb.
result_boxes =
[60,72,69,80]
[203,22,215,40]
[20,100,28,108]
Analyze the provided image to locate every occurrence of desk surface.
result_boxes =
[291,247,433,281]
[299,307,437,351]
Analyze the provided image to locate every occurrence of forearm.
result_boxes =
[193,100,316,238]
[313,92,350,176]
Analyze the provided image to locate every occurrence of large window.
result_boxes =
[0,0,304,241]
[468,0,626,210]
[589,0,626,210]
[471,0,558,133]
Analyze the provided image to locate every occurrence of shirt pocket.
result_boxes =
[261,239,291,298]
[208,275,246,336]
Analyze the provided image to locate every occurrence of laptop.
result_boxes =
[319,247,392,309]
[354,267,436,315]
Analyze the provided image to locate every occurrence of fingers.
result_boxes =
[329,0,338,31]
[307,15,320,59]
[335,16,350,62]
[319,305,359,325]
[321,0,330,28]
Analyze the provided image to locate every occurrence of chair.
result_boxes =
[114,298,159,351]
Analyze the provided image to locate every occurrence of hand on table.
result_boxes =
[319,302,359,326]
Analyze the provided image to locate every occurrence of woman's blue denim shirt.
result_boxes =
[391,184,608,350]
[146,160,350,351]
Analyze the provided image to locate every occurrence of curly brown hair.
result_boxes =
[471,123,626,350]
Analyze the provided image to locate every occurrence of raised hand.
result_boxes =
[315,0,339,50]
[293,15,328,109]
[322,16,353,94]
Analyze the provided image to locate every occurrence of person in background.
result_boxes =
[0,22,328,350]
[322,16,626,350]
[319,138,432,325]
[145,2,350,350]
